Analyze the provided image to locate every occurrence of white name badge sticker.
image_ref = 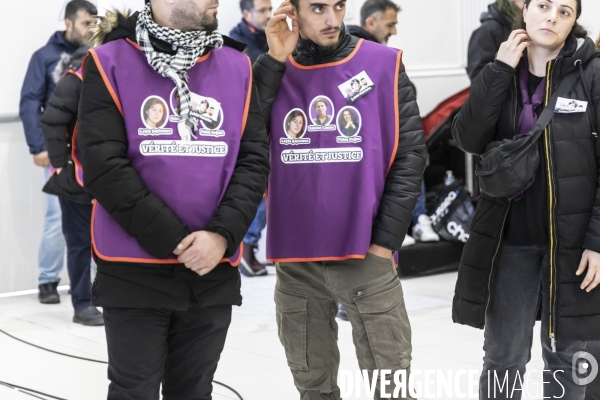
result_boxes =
[554,97,588,113]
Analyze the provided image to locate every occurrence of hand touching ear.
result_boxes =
[266,1,299,63]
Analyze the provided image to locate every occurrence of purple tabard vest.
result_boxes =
[267,39,402,262]
[87,39,251,265]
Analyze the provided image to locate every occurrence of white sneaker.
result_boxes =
[412,215,440,242]
[402,234,416,247]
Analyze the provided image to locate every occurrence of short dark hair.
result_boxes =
[513,0,586,39]
[65,0,97,20]
[314,98,328,109]
[360,0,400,27]
[240,0,255,12]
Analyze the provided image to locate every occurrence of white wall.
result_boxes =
[2,0,600,292]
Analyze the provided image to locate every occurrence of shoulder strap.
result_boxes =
[534,70,581,132]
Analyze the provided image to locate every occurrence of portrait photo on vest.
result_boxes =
[4,0,600,399]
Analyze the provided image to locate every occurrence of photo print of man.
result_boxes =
[182,93,222,129]
[337,71,376,104]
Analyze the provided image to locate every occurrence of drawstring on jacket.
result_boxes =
[575,59,598,137]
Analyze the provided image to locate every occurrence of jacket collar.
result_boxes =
[480,3,513,29]
[553,35,597,78]
[101,11,246,56]
[292,24,355,66]
[48,31,79,52]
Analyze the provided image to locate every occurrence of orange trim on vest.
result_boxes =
[288,39,364,70]
[267,254,366,263]
[71,122,84,187]
[89,49,124,116]
[387,50,403,174]
[125,37,211,63]
[91,202,241,266]
[228,242,243,267]
[66,70,83,80]
[240,55,253,136]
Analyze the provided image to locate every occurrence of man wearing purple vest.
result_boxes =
[254,0,426,398]
[76,0,269,398]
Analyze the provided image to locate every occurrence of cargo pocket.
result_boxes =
[352,278,411,370]
[275,286,309,372]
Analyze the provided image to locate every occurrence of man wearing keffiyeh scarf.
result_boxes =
[76,0,270,398]
[137,1,223,140]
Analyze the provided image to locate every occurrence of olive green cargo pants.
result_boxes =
[275,253,414,399]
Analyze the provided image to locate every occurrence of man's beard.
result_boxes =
[317,27,341,51]
[172,2,219,32]
[317,40,340,52]
[69,28,88,47]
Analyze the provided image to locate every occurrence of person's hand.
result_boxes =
[577,249,600,292]
[496,29,531,69]
[367,244,392,260]
[266,1,299,63]
[173,231,227,276]
[33,151,50,167]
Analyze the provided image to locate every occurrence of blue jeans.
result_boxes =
[480,244,599,399]
[243,197,266,247]
[38,168,65,285]
[411,182,427,226]
[59,198,93,311]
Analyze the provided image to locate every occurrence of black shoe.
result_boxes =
[239,245,268,277]
[38,282,60,304]
[336,303,349,321]
[73,306,104,326]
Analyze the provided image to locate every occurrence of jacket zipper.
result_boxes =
[543,61,558,352]
[484,202,512,321]
[513,76,518,132]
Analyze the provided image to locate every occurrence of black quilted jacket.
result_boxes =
[452,35,600,341]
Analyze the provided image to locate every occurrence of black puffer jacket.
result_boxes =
[78,12,269,261]
[346,25,378,43]
[452,35,600,341]
[253,27,426,251]
[466,2,513,82]
[41,46,92,204]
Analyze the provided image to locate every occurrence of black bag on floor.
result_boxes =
[430,182,474,243]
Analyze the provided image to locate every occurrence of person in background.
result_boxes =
[230,0,273,277]
[19,0,97,304]
[346,0,398,44]
[347,0,439,248]
[467,0,525,82]
[40,11,123,327]
[230,0,272,63]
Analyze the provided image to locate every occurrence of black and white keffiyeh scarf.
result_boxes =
[136,3,223,140]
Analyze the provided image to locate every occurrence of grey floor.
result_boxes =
[0,268,547,400]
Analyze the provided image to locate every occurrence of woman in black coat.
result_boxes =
[452,0,600,398]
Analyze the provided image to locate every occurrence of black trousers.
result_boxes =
[58,198,93,311]
[103,300,232,400]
